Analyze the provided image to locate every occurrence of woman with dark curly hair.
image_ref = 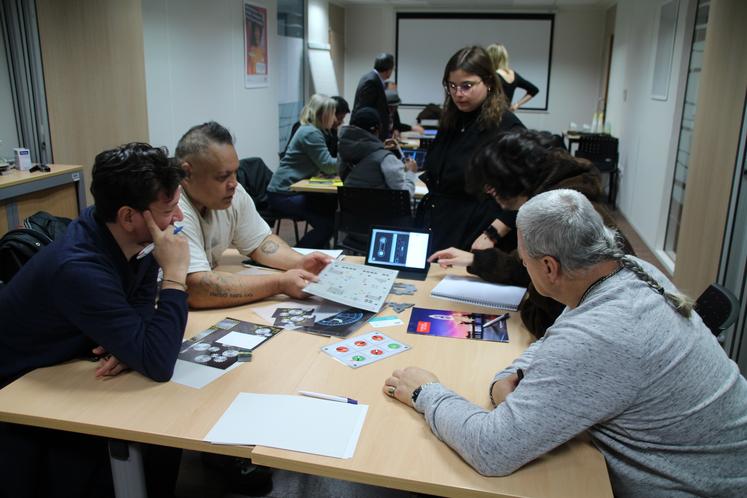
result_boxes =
[416,46,524,252]
[429,129,632,338]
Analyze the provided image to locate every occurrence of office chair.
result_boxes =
[334,186,413,255]
[236,157,307,244]
[574,134,619,208]
[694,283,740,342]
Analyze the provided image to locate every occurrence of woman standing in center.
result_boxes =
[268,94,339,248]
[418,46,525,252]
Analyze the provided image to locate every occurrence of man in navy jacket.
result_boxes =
[353,53,394,140]
[0,142,190,498]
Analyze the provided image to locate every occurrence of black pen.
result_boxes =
[516,368,524,384]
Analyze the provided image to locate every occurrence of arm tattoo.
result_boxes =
[260,239,280,255]
[200,272,254,299]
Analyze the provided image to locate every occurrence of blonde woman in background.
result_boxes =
[268,94,339,248]
[486,44,539,112]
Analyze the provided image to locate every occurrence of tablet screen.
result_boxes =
[402,149,426,167]
[366,227,430,271]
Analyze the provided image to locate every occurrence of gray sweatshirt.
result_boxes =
[267,124,338,193]
[415,258,747,497]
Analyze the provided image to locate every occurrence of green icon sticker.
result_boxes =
[352,355,366,361]
[387,343,401,349]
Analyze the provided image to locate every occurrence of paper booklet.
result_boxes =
[407,307,509,343]
[303,260,398,313]
[430,275,526,311]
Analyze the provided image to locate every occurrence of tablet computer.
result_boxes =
[365,226,431,280]
[401,149,427,169]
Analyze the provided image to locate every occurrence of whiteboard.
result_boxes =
[308,48,339,96]
[396,14,553,110]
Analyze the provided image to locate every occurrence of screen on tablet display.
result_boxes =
[366,227,430,271]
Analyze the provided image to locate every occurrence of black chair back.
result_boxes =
[237,157,307,243]
[575,135,619,173]
[694,283,740,338]
[574,134,620,207]
[336,186,413,254]
[237,158,273,214]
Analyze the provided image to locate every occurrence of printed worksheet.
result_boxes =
[303,260,398,313]
[322,331,410,368]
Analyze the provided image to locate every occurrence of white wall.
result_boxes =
[142,0,281,170]
[606,0,695,262]
[343,5,607,135]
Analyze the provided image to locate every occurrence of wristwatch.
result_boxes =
[411,382,435,404]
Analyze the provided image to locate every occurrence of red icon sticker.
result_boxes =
[416,321,431,333]
[336,346,349,353]
[354,341,367,347]
[371,349,384,355]
[372,335,384,341]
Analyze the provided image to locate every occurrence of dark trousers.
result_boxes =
[267,192,337,249]
[0,422,181,498]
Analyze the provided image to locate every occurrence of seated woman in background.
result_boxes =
[429,129,632,338]
[417,45,524,252]
[387,189,747,498]
[338,106,418,198]
[267,94,339,248]
[283,96,349,158]
[486,44,539,113]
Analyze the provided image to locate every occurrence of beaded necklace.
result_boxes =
[577,264,623,307]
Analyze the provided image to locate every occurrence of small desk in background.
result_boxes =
[290,178,428,200]
[0,164,86,233]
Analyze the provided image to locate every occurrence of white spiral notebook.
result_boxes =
[430,275,527,311]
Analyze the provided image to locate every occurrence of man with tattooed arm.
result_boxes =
[176,121,331,309]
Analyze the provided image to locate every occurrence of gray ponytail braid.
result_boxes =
[619,256,693,318]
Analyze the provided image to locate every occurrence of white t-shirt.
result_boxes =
[179,184,272,273]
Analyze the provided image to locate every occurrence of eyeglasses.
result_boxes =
[444,80,482,95]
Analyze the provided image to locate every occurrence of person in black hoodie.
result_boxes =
[338,106,417,197]
[429,129,633,338]
[416,46,524,252]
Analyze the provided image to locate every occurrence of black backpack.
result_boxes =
[0,211,72,283]
[0,229,52,283]
[23,211,72,240]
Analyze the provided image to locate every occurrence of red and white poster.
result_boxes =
[244,1,268,88]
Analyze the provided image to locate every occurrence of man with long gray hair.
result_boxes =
[384,189,747,497]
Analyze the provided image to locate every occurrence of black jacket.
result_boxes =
[417,109,524,251]
[467,159,634,338]
[338,126,393,189]
[353,70,389,140]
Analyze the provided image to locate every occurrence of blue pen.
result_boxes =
[136,225,183,260]
[299,390,358,405]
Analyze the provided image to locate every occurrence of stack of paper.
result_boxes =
[431,275,526,311]
[205,393,368,459]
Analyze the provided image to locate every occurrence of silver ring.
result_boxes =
[388,386,396,396]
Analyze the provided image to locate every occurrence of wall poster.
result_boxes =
[244,1,268,88]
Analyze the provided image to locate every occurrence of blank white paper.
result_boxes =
[170,359,240,389]
[217,331,266,350]
[205,393,368,459]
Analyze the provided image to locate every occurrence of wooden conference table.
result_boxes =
[290,177,429,200]
[0,253,612,498]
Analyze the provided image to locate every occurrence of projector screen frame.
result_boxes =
[395,12,554,111]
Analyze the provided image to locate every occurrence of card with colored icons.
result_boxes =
[322,331,410,368]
